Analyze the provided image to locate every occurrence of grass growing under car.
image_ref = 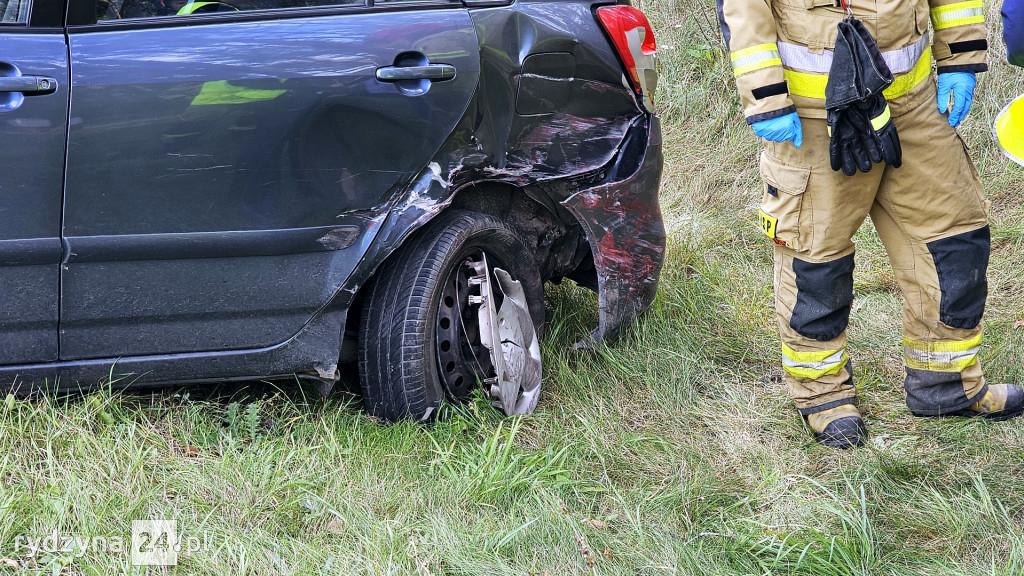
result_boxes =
[4,1,1024,574]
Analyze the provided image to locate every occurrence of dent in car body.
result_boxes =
[461,1,663,344]
[336,0,664,347]
[562,116,665,345]
[438,1,664,344]
[0,0,663,391]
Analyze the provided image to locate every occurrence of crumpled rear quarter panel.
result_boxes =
[561,116,665,345]
[451,0,665,343]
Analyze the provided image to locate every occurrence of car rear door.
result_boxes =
[0,0,66,365]
[60,0,480,360]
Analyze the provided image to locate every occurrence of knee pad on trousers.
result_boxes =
[791,253,855,341]
[927,226,990,330]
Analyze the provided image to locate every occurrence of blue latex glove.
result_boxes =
[937,72,976,128]
[751,112,803,148]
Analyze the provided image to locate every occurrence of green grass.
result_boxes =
[4,1,1024,574]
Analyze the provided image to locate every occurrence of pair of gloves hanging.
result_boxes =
[752,20,975,175]
[823,17,903,175]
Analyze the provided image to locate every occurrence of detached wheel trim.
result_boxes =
[438,251,542,415]
[486,266,542,415]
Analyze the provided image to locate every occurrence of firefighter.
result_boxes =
[717,0,1024,448]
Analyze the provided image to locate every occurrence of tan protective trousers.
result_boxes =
[759,83,991,417]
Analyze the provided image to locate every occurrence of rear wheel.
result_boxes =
[358,210,543,421]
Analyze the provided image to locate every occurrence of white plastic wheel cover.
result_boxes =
[492,268,542,415]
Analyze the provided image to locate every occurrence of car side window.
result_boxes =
[96,0,364,20]
[0,0,31,23]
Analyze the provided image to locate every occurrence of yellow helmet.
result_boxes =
[995,93,1024,167]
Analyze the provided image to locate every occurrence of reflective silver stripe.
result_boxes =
[731,49,781,72]
[903,345,979,365]
[934,6,984,25]
[882,32,929,75]
[777,42,831,74]
[781,348,846,372]
[778,33,929,75]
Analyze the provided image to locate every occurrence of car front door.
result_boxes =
[0,0,66,365]
[60,0,480,360]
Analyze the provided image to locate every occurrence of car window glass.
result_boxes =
[0,0,31,23]
[96,0,365,20]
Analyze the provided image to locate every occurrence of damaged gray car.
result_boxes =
[1,0,664,420]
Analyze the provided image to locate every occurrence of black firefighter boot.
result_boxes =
[949,384,1024,421]
[806,404,865,449]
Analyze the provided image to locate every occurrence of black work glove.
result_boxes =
[828,109,874,176]
[824,17,902,175]
[844,94,902,170]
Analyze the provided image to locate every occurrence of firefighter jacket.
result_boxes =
[716,0,989,124]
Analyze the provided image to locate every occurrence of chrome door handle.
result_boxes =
[0,75,57,95]
[375,64,456,82]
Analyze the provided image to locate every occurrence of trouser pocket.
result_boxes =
[758,151,811,251]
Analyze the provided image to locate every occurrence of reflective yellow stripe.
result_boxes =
[731,43,782,77]
[784,362,847,380]
[934,15,986,29]
[731,43,779,61]
[904,357,978,372]
[903,333,982,372]
[784,69,828,100]
[904,333,983,353]
[778,34,929,75]
[931,1,985,30]
[870,104,892,131]
[883,46,932,100]
[782,344,847,380]
[734,58,783,77]
[783,346,841,363]
[785,47,931,101]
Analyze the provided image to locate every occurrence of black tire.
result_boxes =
[358,210,543,422]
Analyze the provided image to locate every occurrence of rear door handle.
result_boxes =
[0,75,57,95]
[375,64,456,82]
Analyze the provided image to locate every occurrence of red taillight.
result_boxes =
[596,5,658,112]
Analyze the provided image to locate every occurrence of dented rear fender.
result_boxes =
[561,115,665,346]
[346,113,663,349]
[340,0,664,348]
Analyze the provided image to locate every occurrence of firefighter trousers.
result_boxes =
[759,84,991,417]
